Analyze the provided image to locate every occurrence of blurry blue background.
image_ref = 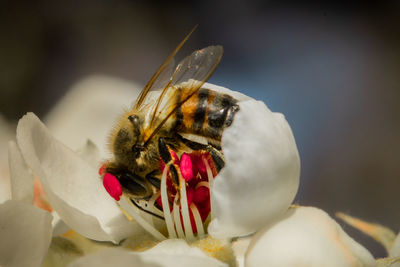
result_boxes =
[1,0,399,257]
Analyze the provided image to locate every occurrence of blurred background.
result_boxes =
[1,0,399,258]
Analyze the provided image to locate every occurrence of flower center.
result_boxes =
[101,151,217,242]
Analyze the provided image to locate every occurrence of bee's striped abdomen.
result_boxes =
[175,88,239,140]
[192,89,209,132]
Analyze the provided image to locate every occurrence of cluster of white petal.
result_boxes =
[0,115,13,203]
[245,206,376,267]
[389,234,400,267]
[70,240,227,267]
[0,200,53,267]
[0,76,380,267]
[16,112,137,243]
[209,94,300,239]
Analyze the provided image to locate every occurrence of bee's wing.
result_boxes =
[134,26,196,110]
[144,45,224,144]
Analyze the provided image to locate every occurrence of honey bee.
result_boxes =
[103,27,239,217]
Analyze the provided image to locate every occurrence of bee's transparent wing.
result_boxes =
[170,46,223,90]
[134,26,196,110]
[144,45,223,144]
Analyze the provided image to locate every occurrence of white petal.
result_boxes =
[8,141,34,204]
[0,115,13,203]
[208,99,300,238]
[0,175,11,203]
[51,211,70,236]
[76,139,101,168]
[16,113,138,243]
[245,206,376,267]
[141,239,228,267]
[0,200,53,267]
[390,233,400,258]
[232,237,252,267]
[44,75,141,157]
[42,236,83,267]
[68,240,227,267]
[67,248,143,267]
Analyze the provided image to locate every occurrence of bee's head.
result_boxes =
[111,114,144,168]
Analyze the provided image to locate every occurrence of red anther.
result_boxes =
[186,186,195,207]
[197,200,211,222]
[103,173,122,201]
[180,153,194,181]
[98,163,107,175]
[190,153,206,175]
[192,153,218,180]
[194,186,210,204]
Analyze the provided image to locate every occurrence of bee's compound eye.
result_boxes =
[103,173,122,201]
[119,173,149,197]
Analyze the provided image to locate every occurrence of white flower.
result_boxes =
[16,112,139,243]
[0,115,13,203]
[390,234,400,258]
[2,75,379,267]
[245,206,376,267]
[8,141,34,204]
[0,200,53,267]
[388,234,400,267]
[68,239,227,267]
[207,84,300,239]
[12,76,300,245]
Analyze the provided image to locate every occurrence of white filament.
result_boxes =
[147,191,162,226]
[190,203,205,238]
[179,173,195,242]
[203,157,214,220]
[160,167,177,238]
[173,200,185,239]
[148,191,163,217]
[119,196,166,241]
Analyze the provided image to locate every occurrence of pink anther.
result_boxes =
[103,173,122,201]
[180,153,194,181]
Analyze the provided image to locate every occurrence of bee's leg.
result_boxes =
[177,135,225,172]
[206,145,225,172]
[158,137,180,188]
[145,170,161,189]
[178,137,206,151]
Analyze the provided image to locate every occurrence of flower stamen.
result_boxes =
[173,200,185,239]
[119,196,166,241]
[190,203,205,238]
[147,191,163,219]
[179,171,195,242]
[102,151,216,241]
[203,157,214,220]
[160,166,177,238]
